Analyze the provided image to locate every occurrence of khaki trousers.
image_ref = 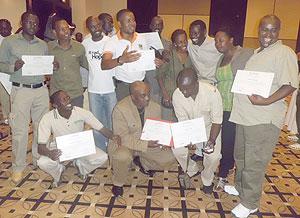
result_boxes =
[0,82,10,119]
[10,86,49,172]
[234,124,280,209]
[108,144,176,186]
[37,146,108,182]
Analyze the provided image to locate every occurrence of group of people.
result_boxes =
[0,8,298,218]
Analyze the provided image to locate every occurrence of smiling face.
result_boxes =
[54,20,71,41]
[87,17,103,39]
[22,14,39,37]
[119,11,136,35]
[189,25,206,46]
[258,17,280,48]
[55,91,73,111]
[174,33,188,52]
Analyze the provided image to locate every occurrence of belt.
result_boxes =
[12,81,46,89]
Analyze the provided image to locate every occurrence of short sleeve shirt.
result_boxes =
[38,106,103,145]
[230,40,299,128]
[103,32,148,83]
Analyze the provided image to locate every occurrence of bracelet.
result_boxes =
[117,56,123,65]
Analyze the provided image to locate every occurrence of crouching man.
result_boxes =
[37,90,120,187]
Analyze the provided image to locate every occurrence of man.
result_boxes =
[98,13,116,37]
[37,90,120,187]
[108,81,176,196]
[49,19,88,107]
[101,9,161,101]
[0,19,12,125]
[147,16,171,102]
[0,11,50,183]
[188,20,221,84]
[172,68,223,194]
[226,15,298,217]
[82,16,117,151]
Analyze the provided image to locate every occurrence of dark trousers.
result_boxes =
[218,111,236,178]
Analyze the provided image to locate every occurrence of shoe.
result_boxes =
[133,156,155,176]
[231,203,258,218]
[289,143,300,150]
[11,171,23,183]
[112,185,123,197]
[288,135,299,142]
[50,166,65,188]
[224,185,239,196]
[190,154,203,162]
[214,177,227,192]
[202,183,214,194]
[1,119,9,125]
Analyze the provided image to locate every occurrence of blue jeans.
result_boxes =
[89,92,117,151]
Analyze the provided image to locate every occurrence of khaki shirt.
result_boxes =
[172,81,223,145]
[230,40,299,128]
[48,40,88,99]
[38,106,103,145]
[0,33,47,84]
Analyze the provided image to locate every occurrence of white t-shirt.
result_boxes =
[103,32,148,83]
[82,35,115,94]
[188,36,221,83]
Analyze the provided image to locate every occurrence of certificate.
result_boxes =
[56,130,96,162]
[0,73,11,94]
[171,118,207,149]
[125,50,156,72]
[139,32,164,50]
[22,55,54,76]
[141,119,172,146]
[231,70,274,98]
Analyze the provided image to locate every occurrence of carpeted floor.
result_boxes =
[0,124,299,218]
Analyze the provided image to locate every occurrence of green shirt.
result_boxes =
[48,40,88,99]
[216,64,234,111]
[0,33,48,84]
[157,48,193,96]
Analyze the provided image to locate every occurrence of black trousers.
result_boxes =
[218,111,236,178]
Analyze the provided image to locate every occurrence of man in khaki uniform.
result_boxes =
[0,11,51,183]
[108,81,176,196]
[226,15,299,218]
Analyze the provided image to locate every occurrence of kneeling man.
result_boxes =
[172,68,223,194]
[37,90,120,187]
[108,81,176,196]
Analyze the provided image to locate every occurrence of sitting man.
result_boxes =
[108,81,176,196]
[172,68,223,194]
[37,90,120,187]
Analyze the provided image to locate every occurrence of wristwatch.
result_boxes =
[117,56,123,65]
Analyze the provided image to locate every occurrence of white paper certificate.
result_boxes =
[125,50,156,72]
[141,119,172,146]
[231,70,274,98]
[56,130,96,162]
[171,118,207,149]
[22,55,54,76]
[139,32,164,50]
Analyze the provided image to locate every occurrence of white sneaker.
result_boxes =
[289,143,300,150]
[288,135,299,142]
[224,185,239,196]
[231,203,258,218]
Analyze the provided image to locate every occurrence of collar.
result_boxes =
[116,31,138,43]
[52,39,74,49]
[255,40,282,54]
[17,32,39,43]
[53,108,74,120]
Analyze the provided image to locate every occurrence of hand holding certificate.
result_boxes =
[231,70,274,98]
[56,130,96,162]
[22,55,54,76]
[139,32,164,50]
[123,50,156,72]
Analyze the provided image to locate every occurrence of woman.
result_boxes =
[157,29,193,121]
[214,27,253,191]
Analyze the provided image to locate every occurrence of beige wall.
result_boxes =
[71,0,126,35]
[0,0,26,32]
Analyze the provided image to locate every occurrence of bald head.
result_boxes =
[177,68,198,98]
[130,81,150,109]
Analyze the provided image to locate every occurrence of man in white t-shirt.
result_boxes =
[82,16,117,152]
[188,20,221,84]
[101,9,162,101]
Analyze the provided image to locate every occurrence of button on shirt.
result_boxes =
[38,106,103,145]
[172,81,223,145]
[48,40,88,99]
[0,33,48,84]
[188,36,221,83]
[82,35,115,94]
[103,32,148,83]
[230,40,299,128]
